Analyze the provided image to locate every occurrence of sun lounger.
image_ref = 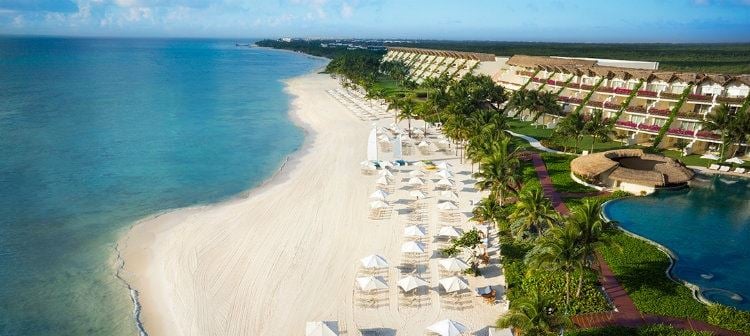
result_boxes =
[708,164,720,170]
[719,165,731,172]
[734,167,746,174]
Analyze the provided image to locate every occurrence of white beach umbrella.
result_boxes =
[436,179,454,187]
[369,200,389,209]
[306,321,339,336]
[369,189,388,200]
[438,139,451,145]
[380,160,394,168]
[438,226,462,237]
[408,177,425,186]
[379,169,394,178]
[401,241,425,254]
[375,176,391,185]
[360,254,389,269]
[356,276,388,291]
[397,275,429,292]
[436,170,453,179]
[437,201,458,210]
[413,161,426,167]
[378,134,390,142]
[437,161,452,170]
[404,225,426,238]
[726,157,745,164]
[409,170,425,177]
[441,191,460,202]
[427,319,467,336]
[439,276,469,293]
[417,141,429,147]
[700,153,720,160]
[409,190,426,199]
[439,258,470,272]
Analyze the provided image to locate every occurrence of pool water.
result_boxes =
[603,175,750,310]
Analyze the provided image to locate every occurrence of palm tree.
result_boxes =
[701,104,734,160]
[497,287,570,336]
[728,108,750,158]
[526,223,586,308]
[585,109,612,153]
[568,199,614,297]
[528,91,563,123]
[555,111,587,154]
[508,187,557,239]
[471,193,505,227]
[396,99,417,136]
[474,137,521,206]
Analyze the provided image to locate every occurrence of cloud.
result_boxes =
[340,1,352,18]
[0,0,78,13]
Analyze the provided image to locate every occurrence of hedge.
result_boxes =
[566,324,712,336]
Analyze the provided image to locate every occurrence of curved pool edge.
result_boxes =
[600,199,716,308]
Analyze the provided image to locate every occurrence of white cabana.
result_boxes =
[369,190,388,200]
[700,153,720,160]
[375,176,391,185]
[306,321,339,336]
[367,127,378,162]
[356,276,388,291]
[439,258,470,272]
[369,200,389,209]
[436,179,454,187]
[426,319,467,336]
[401,241,426,254]
[441,191,460,202]
[437,161,452,170]
[437,201,458,210]
[726,157,745,164]
[408,177,425,186]
[404,225,426,237]
[397,275,428,292]
[409,170,425,177]
[438,226,462,237]
[439,276,469,293]
[360,254,389,269]
[409,190,426,199]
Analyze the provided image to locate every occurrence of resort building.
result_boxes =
[494,55,750,155]
[382,47,503,83]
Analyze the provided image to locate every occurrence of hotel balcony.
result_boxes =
[716,96,745,105]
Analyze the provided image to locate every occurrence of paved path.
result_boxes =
[529,153,743,336]
[505,130,574,155]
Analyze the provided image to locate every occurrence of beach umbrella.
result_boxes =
[441,191,459,202]
[369,200,389,209]
[375,176,390,185]
[437,201,458,210]
[380,160,394,168]
[437,161,452,170]
[700,153,720,160]
[369,190,388,200]
[438,139,451,145]
[726,157,745,164]
[360,254,389,269]
[438,226,462,237]
[401,241,425,254]
[418,141,429,147]
[408,177,425,186]
[356,276,388,291]
[397,275,428,292]
[439,276,469,293]
[378,134,390,142]
[436,170,453,179]
[427,319,467,336]
[439,258,469,272]
[413,161,426,167]
[409,190,426,199]
[404,225,426,238]
[306,321,339,336]
[409,170,425,177]
[379,170,394,178]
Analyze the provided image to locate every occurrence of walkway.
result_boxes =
[529,153,743,336]
[505,130,573,155]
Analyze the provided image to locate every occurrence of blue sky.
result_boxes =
[1,0,749,42]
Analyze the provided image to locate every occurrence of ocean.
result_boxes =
[0,37,326,335]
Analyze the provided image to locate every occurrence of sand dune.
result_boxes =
[119,72,507,336]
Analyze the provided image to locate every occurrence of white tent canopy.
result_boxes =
[360,254,389,269]
[397,275,429,292]
[306,321,339,336]
[426,319,467,336]
[439,276,469,293]
[369,200,389,209]
[356,276,388,291]
[439,258,469,272]
[404,225,426,237]
[438,226,462,237]
[437,202,458,210]
[409,190,426,199]
[401,241,425,254]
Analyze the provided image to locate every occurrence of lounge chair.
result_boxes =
[719,165,731,172]
[708,164,720,170]
[734,167,746,174]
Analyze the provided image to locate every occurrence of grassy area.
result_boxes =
[540,153,597,194]
[567,324,711,336]
[508,119,629,154]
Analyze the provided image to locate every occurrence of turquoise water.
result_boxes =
[0,37,325,335]
[603,176,750,310]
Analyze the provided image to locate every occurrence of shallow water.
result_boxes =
[0,37,325,335]
[603,175,750,310]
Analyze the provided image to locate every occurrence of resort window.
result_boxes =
[612,80,625,88]
[630,115,646,124]
[682,121,698,131]
[653,119,666,127]
[672,84,686,93]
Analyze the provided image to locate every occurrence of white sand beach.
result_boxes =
[119,72,507,336]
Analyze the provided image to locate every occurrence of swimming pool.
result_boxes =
[603,175,750,310]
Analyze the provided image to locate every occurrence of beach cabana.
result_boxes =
[397,275,428,292]
[401,241,426,254]
[369,200,389,209]
[437,201,458,210]
[360,254,389,269]
[356,276,388,291]
[426,319,467,336]
[438,226,462,238]
[404,225,426,238]
[439,258,469,272]
[369,189,388,200]
[409,190,426,199]
[306,321,339,336]
[439,276,469,293]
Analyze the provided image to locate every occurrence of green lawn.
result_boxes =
[508,119,629,154]
[566,324,711,336]
[540,153,597,194]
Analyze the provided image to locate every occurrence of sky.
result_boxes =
[1,0,750,42]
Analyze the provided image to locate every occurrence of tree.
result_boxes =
[556,111,587,154]
[497,287,570,336]
[508,187,558,239]
[527,91,563,123]
[585,109,612,153]
[526,223,586,308]
[701,104,734,160]
[447,229,484,275]
[471,194,505,228]
[473,137,522,206]
[568,199,614,297]
[396,98,417,136]
[727,108,750,158]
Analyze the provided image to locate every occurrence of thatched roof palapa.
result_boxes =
[570,149,694,187]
